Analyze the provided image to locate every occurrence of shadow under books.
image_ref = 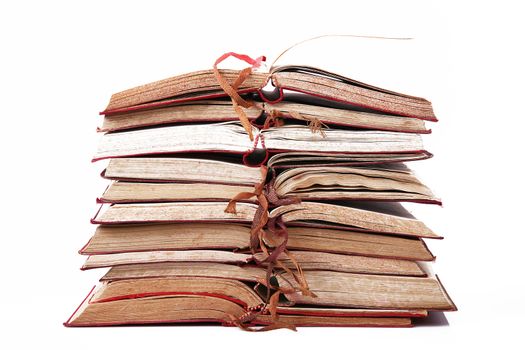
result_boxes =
[412,312,449,327]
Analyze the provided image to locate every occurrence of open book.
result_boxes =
[80,223,435,261]
[66,284,417,328]
[90,201,440,239]
[98,163,440,204]
[102,154,434,189]
[93,122,428,163]
[95,263,456,309]
[66,262,455,327]
[101,66,437,122]
[80,250,426,277]
[99,100,430,134]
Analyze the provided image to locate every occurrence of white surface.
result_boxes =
[1,0,523,349]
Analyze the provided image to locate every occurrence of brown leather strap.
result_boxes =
[224,165,267,214]
[249,193,268,253]
[262,216,315,297]
[232,67,253,89]
[223,165,269,254]
[213,53,263,108]
[213,52,266,141]
[257,215,287,263]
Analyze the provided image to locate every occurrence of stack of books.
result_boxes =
[66,53,456,329]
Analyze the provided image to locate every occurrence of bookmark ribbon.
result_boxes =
[225,167,314,296]
[213,52,266,141]
[215,53,318,332]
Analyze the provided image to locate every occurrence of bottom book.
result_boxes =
[65,284,416,328]
[65,266,456,328]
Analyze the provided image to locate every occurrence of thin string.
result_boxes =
[270,34,413,69]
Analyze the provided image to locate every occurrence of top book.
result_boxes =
[101,64,437,122]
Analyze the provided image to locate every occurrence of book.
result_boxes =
[98,164,440,204]
[90,201,439,238]
[101,66,436,121]
[86,275,428,320]
[101,69,268,114]
[93,263,456,310]
[80,223,435,261]
[65,268,454,327]
[80,249,426,276]
[93,122,427,162]
[102,154,434,186]
[99,100,430,134]
[65,286,416,327]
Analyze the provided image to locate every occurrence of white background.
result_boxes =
[1,0,523,348]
